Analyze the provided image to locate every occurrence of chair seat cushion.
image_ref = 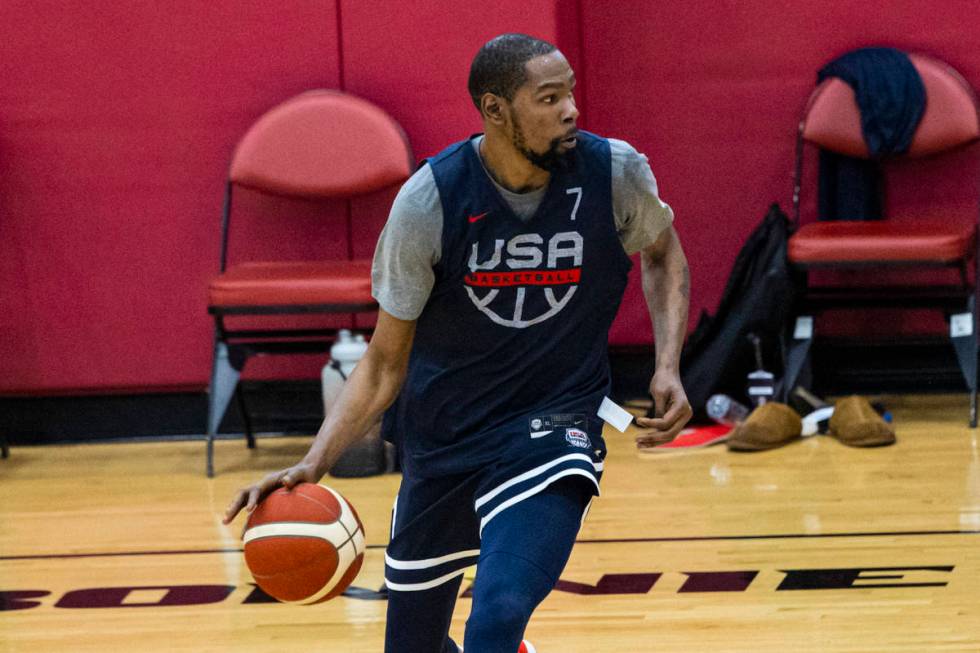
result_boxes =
[788,219,975,264]
[209,260,375,307]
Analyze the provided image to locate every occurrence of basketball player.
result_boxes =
[225,33,691,653]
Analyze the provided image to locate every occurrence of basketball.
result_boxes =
[243,483,366,604]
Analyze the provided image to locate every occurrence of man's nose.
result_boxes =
[562,95,579,123]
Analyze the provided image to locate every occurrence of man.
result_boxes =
[225,33,691,653]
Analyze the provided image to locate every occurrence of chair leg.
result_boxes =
[972,387,978,429]
[235,386,256,449]
[781,315,815,403]
[974,224,980,428]
[949,298,978,427]
[973,290,979,428]
[206,340,246,477]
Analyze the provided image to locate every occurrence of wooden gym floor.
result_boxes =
[2,394,980,652]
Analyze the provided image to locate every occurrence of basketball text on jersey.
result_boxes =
[465,231,583,328]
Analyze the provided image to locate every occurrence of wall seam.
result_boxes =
[335,0,346,91]
[574,0,588,130]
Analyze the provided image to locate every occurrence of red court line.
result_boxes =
[2,530,978,561]
[0,545,383,561]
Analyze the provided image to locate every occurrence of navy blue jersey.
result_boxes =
[382,131,632,477]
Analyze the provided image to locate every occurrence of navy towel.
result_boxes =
[816,47,926,220]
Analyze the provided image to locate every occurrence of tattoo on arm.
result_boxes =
[679,262,690,300]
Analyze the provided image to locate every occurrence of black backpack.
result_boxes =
[671,203,797,420]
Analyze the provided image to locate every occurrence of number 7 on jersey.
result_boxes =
[566,187,582,221]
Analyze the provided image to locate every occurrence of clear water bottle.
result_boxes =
[706,393,751,426]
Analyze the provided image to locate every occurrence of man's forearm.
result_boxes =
[641,228,690,373]
[303,311,416,476]
[302,349,408,477]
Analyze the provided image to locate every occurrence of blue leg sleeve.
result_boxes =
[463,478,591,653]
[385,575,463,653]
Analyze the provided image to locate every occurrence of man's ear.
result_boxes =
[481,94,506,125]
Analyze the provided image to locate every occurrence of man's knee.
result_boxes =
[468,586,535,636]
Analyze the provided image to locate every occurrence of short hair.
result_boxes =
[468,33,557,114]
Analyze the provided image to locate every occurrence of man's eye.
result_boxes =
[542,95,556,104]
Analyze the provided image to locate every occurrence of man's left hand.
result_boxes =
[634,370,692,449]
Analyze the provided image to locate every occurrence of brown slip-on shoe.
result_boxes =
[829,395,896,447]
[727,402,802,451]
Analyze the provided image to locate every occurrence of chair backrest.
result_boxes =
[801,53,980,158]
[229,90,414,198]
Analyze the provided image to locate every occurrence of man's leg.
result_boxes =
[384,471,482,653]
[385,575,463,653]
[463,478,592,653]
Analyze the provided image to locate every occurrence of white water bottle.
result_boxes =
[321,329,368,415]
[322,330,387,477]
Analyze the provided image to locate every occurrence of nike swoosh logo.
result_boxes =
[468,211,490,223]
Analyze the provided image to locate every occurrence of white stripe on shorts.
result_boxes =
[384,548,480,570]
[478,468,600,535]
[474,453,603,510]
[384,568,469,592]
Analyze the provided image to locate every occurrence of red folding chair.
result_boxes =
[784,52,980,425]
[205,90,413,476]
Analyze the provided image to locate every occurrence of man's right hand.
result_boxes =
[222,311,416,528]
[222,461,321,526]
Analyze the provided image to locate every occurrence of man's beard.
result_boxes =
[511,113,576,172]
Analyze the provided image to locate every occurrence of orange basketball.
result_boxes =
[243,483,365,604]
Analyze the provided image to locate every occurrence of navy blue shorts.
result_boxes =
[384,449,603,592]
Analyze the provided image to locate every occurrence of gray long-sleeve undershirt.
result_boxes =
[371,136,674,321]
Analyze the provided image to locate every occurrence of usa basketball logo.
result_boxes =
[565,428,591,449]
[464,230,584,328]
[463,187,585,329]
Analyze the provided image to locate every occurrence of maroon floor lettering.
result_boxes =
[554,573,662,595]
[777,566,954,590]
[0,590,51,612]
[678,571,759,593]
[55,585,236,608]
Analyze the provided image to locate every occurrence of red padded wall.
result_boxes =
[5,1,980,394]
[583,0,980,344]
[0,2,341,392]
